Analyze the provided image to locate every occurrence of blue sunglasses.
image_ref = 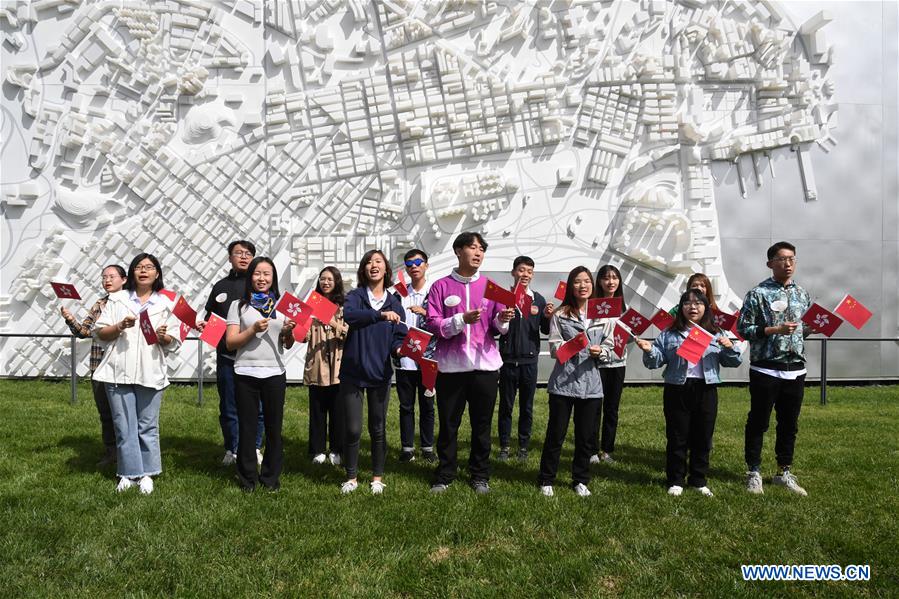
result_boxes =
[404,258,426,267]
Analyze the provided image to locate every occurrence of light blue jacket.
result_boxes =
[642,328,742,385]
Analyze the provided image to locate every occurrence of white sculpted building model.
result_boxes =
[0,0,836,377]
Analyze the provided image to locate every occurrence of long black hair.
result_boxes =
[560,266,593,319]
[239,257,280,310]
[125,253,164,292]
[316,266,345,306]
[595,264,626,311]
[356,249,392,289]
[671,289,720,333]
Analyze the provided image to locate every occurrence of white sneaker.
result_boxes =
[573,483,591,497]
[589,454,600,465]
[540,485,554,497]
[370,480,386,495]
[772,471,808,496]
[256,448,264,466]
[138,476,154,495]
[328,452,341,466]
[312,453,327,465]
[667,485,683,496]
[746,471,764,495]
[222,450,236,466]
[116,477,135,493]
[340,480,358,494]
[695,486,714,497]
[599,452,615,464]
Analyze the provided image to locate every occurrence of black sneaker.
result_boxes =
[470,480,491,495]
[421,450,437,463]
[497,447,510,461]
[399,450,415,463]
[517,448,529,461]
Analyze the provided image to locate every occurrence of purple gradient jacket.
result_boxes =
[425,270,509,373]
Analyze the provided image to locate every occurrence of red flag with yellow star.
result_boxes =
[675,325,714,364]
[834,294,872,330]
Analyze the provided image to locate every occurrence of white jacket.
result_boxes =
[93,290,181,390]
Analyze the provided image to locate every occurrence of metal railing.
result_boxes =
[1,333,896,406]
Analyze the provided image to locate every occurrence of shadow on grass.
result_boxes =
[58,435,114,476]
[604,443,744,485]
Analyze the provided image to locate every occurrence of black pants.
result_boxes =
[590,366,626,455]
[434,370,499,485]
[308,384,343,457]
[663,380,718,488]
[497,362,538,450]
[91,378,116,452]
[341,382,390,479]
[538,394,600,487]
[744,370,805,470]
[396,369,435,451]
[235,373,285,490]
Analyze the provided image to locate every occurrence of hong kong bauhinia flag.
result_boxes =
[711,308,737,332]
[801,303,843,337]
[484,279,516,307]
[139,310,158,345]
[587,297,623,319]
[556,331,589,364]
[675,325,714,364]
[393,271,409,298]
[619,308,650,335]
[834,294,872,330]
[50,282,81,300]
[275,292,313,322]
[398,327,433,362]
[612,322,630,358]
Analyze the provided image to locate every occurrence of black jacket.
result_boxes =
[499,290,550,365]
[204,270,246,357]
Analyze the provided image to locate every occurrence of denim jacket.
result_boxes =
[546,310,613,399]
[642,328,742,385]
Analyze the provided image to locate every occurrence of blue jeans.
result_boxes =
[106,383,163,478]
[217,355,265,452]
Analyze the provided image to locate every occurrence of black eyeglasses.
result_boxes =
[404,258,425,267]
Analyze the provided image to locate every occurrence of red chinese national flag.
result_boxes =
[619,308,650,335]
[612,322,630,358]
[514,282,532,316]
[139,310,158,345]
[179,321,192,342]
[158,288,177,301]
[801,303,843,337]
[398,327,433,361]
[420,358,438,391]
[676,325,714,364]
[50,281,81,300]
[556,331,589,364]
[393,270,409,298]
[275,292,313,323]
[173,296,198,328]
[834,294,872,330]
[711,308,737,332]
[587,297,622,319]
[200,313,227,348]
[553,281,567,301]
[306,290,338,323]
[650,308,675,331]
[484,279,516,307]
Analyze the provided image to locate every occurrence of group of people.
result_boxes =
[63,235,812,499]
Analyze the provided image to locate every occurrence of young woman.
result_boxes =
[303,266,348,466]
[94,254,181,495]
[669,273,720,316]
[225,257,296,492]
[60,264,127,467]
[538,267,612,497]
[636,289,742,497]
[339,250,407,494]
[590,264,627,465]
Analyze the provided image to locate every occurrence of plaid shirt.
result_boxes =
[66,296,108,372]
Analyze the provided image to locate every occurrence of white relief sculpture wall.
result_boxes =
[1,0,896,381]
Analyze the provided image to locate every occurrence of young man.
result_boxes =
[425,232,515,494]
[202,240,265,467]
[395,248,436,463]
[737,241,811,496]
[497,256,552,461]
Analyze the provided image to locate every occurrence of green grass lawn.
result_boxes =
[0,380,896,597]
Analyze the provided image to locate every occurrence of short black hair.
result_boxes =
[767,241,796,261]
[452,231,488,252]
[228,240,257,256]
[403,248,429,262]
[512,256,534,270]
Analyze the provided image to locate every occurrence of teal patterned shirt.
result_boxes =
[737,278,811,365]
